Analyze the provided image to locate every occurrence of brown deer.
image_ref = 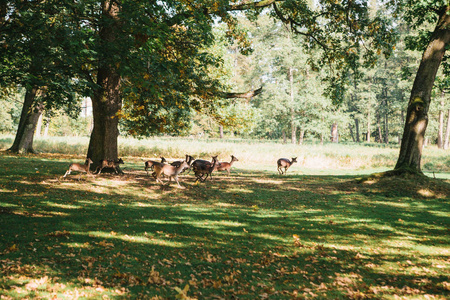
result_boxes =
[153,160,190,187]
[63,158,94,180]
[214,155,239,176]
[144,157,166,175]
[95,158,124,175]
[170,154,194,172]
[192,156,218,182]
[277,157,297,175]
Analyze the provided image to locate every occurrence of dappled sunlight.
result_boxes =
[42,201,82,210]
[417,188,435,197]
[69,230,185,248]
[213,202,239,207]
[1,153,449,299]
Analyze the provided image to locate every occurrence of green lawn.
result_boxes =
[0,151,449,299]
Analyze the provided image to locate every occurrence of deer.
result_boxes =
[192,156,218,182]
[95,158,124,175]
[63,158,94,180]
[170,155,194,173]
[277,157,297,175]
[144,157,167,175]
[153,160,190,187]
[214,155,239,176]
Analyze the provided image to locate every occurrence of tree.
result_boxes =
[394,3,450,173]
[0,1,87,153]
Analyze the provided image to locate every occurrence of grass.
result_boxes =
[0,137,449,299]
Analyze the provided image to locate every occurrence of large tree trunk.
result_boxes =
[395,7,450,173]
[355,118,360,142]
[8,87,44,154]
[87,0,122,170]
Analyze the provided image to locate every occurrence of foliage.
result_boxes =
[0,87,23,133]
[0,1,88,115]
[0,152,449,299]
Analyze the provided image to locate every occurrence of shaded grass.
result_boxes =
[0,152,449,299]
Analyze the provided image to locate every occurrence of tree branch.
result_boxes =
[224,86,263,99]
[228,0,278,11]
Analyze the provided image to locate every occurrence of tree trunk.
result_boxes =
[298,128,305,145]
[384,96,389,144]
[289,67,296,144]
[43,117,50,137]
[395,7,450,173]
[366,103,371,142]
[437,97,444,148]
[219,125,224,139]
[8,87,44,154]
[444,109,450,150]
[35,112,43,137]
[376,113,382,143]
[282,130,287,144]
[355,118,360,142]
[330,122,338,143]
[348,123,355,142]
[87,0,122,170]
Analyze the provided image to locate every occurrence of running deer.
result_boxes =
[63,158,94,180]
[153,160,189,187]
[192,156,218,182]
[170,154,194,174]
[277,157,297,175]
[144,157,166,175]
[95,158,124,175]
[214,155,239,176]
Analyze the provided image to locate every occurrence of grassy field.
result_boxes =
[0,136,449,299]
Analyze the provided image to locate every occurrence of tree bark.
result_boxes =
[395,7,450,173]
[87,1,122,170]
[444,109,450,150]
[366,103,371,142]
[289,67,296,144]
[348,123,355,142]
[298,128,304,145]
[437,97,444,149]
[376,113,382,143]
[355,118,360,142]
[219,125,224,139]
[330,122,338,143]
[8,87,44,154]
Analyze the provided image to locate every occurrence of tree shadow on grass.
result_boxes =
[0,155,449,298]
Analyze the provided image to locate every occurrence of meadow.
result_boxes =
[0,135,449,299]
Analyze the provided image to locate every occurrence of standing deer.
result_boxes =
[192,156,218,182]
[153,160,190,187]
[63,158,94,180]
[144,157,167,175]
[277,157,297,175]
[214,155,239,176]
[95,158,124,175]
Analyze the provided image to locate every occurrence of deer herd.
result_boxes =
[63,154,297,187]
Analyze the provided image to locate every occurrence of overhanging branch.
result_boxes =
[224,86,263,99]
